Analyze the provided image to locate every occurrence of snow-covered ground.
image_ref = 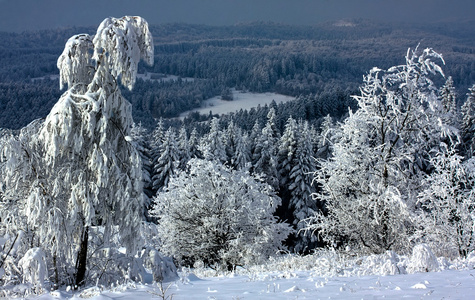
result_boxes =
[179,89,295,119]
[136,72,195,83]
[35,268,475,299]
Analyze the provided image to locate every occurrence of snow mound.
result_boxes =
[407,244,439,273]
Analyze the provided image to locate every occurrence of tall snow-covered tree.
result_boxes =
[199,118,227,163]
[252,108,280,190]
[440,76,457,115]
[177,126,191,170]
[131,122,153,206]
[315,114,336,160]
[277,117,299,223]
[306,47,454,254]
[461,84,475,158]
[152,127,179,193]
[278,118,318,252]
[152,159,291,270]
[0,16,153,287]
[289,121,318,252]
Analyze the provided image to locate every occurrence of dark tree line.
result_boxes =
[2,21,475,130]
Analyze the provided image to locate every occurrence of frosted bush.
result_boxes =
[356,251,406,276]
[19,248,47,289]
[140,247,178,282]
[407,244,439,273]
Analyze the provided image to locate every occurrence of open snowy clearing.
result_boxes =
[179,89,296,119]
[35,269,475,299]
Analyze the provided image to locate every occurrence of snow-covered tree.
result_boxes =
[440,76,457,115]
[152,127,179,193]
[199,118,227,163]
[0,16,153,287]
[131,122,153,208]
[252,108,280,190]
[188,127,202,159]
[417,143,475,258]
[289,121,318,252]
[177,126,191,170]
[152,159,291,270]
[306,47,454,254]
[231,131,251,170]
[461,84,475,158]
[277,117,299,222]
[316,114,336,159]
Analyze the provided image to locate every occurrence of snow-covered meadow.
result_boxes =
[179,89,295,118]
[35,249,475,299]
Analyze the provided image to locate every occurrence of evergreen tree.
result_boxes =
[131,122,154,214]
[289,121,318,252]
[231,132,252,170]
[252,108,280,190]
[199,118,227,163]
[461,84,475,158]
[152,127,179,193]
[277,117,299,224]
[177,126,191,170]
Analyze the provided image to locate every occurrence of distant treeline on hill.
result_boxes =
[1,20,475,129]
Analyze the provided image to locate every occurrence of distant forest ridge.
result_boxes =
[1,20,475,129]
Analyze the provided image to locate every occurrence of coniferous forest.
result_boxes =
[2,18,475,296]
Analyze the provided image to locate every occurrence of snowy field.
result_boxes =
[35,268,475,299]
[179,89,296,118]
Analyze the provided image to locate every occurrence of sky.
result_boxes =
[0,0,475,32]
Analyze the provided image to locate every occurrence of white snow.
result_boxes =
[136,72,195,83]
[34,268,475,299]
[179,89,295,118]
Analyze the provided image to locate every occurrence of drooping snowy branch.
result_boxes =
[57,34,94,90]
[93,16,154,90]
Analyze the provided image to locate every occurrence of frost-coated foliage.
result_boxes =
[0,16,153,288]
[153,159,291,270]
[19,248,48,289]
[406,244,439,273]
[417,144,475,258]
[93,16,154,90]
[307,47,454,254]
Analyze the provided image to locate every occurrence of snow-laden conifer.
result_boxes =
[199,118,227,163]
[461,84,475,157]
[252,108,280,190]
[152,127,179,192]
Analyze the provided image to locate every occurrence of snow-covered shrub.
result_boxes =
[19,248,47,291]
[356,251,406,276]
[88,247,147,285]
[153,159,291,270]
[406,244,439,273]
[140,247,178,282]
[417,145,475,258]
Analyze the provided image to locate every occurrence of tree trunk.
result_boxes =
[75,226,89,288]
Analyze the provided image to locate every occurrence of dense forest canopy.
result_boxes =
[1,20,475,130]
